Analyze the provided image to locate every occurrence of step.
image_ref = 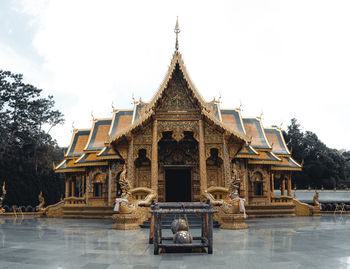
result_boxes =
[246,204,296,218]
[62,206,114,219]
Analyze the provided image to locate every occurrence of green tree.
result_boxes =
[0,70,65,207]
[284,118,350,189]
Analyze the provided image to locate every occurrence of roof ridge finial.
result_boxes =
[174,16,180,51]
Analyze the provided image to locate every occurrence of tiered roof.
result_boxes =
[110,51,248,146]
[54,129,91,173]
[55,49,301,173]
[264,127,302,171]
[243,118,272,150]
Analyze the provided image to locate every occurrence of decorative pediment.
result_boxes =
[156,64,200,112]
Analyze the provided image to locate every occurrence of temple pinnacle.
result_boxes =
[174,17,180,51]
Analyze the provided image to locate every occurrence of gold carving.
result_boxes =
[0,182,6,214]
[36,191,45,212]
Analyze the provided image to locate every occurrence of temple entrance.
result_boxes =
[165,169,191,202]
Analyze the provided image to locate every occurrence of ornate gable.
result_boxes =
[156,64,201,113]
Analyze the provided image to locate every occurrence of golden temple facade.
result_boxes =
[54,26,307,221]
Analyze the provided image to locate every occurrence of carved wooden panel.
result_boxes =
[133,123,152,144]
[205,144,223,160]
[191,167,200,201]
[204,122,223,143]
[133,144,152,161]
[207,167,218,187]
[158,121,199,142]
[157,66,199,112]
[135,167,151,188]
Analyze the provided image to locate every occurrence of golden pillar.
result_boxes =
[65,179,69,198]
[287,174,292,197]
[85,176,89,204]
[71,180,75,197]
[271,173,275,194]
[127,136,134,188]
[281,177,285,196]
[222,135,230,188]
[151,120,159,199]
[199,119,207,193]
[108,165,112,206]
[82,175,85,198]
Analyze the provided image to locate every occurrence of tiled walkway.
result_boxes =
[0,215,349,268]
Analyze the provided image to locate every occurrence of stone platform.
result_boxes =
[0,215,350,268]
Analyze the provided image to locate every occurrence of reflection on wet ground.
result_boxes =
[0,215,349,268]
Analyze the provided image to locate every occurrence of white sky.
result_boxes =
[1,0,349,150]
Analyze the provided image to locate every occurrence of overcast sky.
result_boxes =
[1,0,349,150]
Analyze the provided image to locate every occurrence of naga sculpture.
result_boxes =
[112,164,157,229]
[200,165,247,229]
[313,191,320,207]
[36,191,45,212]
[0,182,6,214]
[115,164,136,214]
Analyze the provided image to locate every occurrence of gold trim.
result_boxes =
[55,168,86,173]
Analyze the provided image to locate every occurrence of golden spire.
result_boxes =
[174,17,180,51]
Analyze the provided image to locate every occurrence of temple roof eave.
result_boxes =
[271,156,302,171]
[54,159,86,173]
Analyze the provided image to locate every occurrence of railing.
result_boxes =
[64,196,86,205]
[271,196,293,204]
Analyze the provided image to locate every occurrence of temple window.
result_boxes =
[94,183,103,197]
[254,182,263,196]
[252,171,264,196]
[92,173,104,197]
[134,149,151,168]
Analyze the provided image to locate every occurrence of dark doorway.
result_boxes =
[165,169,191,202]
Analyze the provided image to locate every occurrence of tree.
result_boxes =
[0,70,65,207]
[284,118,350,189]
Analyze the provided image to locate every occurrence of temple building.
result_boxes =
[54,22,303,220]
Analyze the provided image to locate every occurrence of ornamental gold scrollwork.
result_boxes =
[158,72,195,111]
[133,145,152,161]
[157,121,199,142]
[133,123,152,144]
[205,144,223,160]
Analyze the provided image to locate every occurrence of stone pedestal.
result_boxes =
[312,205,321,216]
[112,213,140,230]
[219,213,248,229]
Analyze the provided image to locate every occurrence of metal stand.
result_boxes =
[150,201,217,255]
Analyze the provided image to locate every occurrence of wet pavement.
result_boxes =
[0,215,349,268]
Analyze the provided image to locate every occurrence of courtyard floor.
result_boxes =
[0,215,349,268]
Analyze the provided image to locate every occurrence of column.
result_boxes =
[244,160,249,203]
[198,119,207,193]
[271,173,275,194]
[281,177,285,196]
[85,175,89,205]
[127,137,134,188]
[222,136,230,188]
[65,178,69,198]
[108,165,112,206]
[71,180,75,197]
[82,175,85,198]
[287,174,292,197]
[151,120,159,199]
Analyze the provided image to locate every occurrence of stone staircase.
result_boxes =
[246,204,296,218]
[141,213,220,229]
[62,205,114,219]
